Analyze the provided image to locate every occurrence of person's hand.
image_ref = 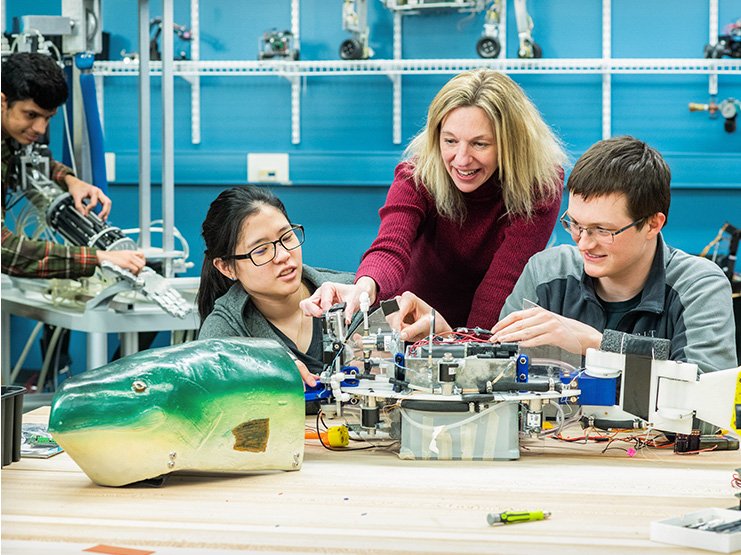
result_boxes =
[387,291,452,342]
[295,359,317,388]
[489,306,602,355]
[300,276,377,323]
[96,249,146,275]
[65,175,112,220]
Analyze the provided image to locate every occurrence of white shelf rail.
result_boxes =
[94,58,741,77]
[708,0,718,97]
[602,0,611,139]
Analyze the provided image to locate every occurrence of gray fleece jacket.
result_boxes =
[500,234,737,373]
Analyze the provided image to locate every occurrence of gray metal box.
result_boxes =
[20,16,72,36]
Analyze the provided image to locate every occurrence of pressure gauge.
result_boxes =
[720,100,738,119]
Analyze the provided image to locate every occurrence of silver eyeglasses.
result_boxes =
[223,225,305,266]
[559,211,645,244]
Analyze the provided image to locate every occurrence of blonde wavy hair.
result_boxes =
[405,70,567,222]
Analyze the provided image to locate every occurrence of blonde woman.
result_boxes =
[302,70,567,329]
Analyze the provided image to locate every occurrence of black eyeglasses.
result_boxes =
[222,225,305,267]
[559,211,646,245]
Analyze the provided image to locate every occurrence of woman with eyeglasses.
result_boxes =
[301,70,567,330]
[197,186,354,381]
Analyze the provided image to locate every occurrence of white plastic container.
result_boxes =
[399,401,519,461]
[651,508,741,553]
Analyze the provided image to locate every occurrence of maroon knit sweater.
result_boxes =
[356,161,563,329]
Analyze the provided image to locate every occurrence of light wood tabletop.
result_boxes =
[2,407,739,554]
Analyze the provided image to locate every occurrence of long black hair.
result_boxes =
[197,186,288,322]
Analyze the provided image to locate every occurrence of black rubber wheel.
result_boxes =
[340,38,363,60]
[517,39,543,59]
[476,37,501,59]
[291,49,300,61]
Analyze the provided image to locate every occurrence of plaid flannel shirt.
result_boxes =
[1,136,98,278]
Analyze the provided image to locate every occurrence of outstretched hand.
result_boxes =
[96,249,146,275]
[295,359,317,388]
[386,291,452,342]
[65,175,112,220]
[489,306,602,355]
[299,276,377,323]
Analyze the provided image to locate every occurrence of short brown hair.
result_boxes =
[567,136,671,224]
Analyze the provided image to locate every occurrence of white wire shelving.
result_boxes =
[93,0,739,145]
[93,57,741,145]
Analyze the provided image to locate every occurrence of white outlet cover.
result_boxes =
[247,153,290,184]
[104,152,116,182]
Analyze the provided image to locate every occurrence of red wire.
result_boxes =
[408,330,491,354]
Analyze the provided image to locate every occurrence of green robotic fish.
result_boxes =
[48,338,305,487]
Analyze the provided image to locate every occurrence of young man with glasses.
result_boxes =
[393,137,736,373]
[489,136,736,372]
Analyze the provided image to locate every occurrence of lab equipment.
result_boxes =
[705,19,741,59]
[689,97,741,133]
[7,143,192,318]
[375,0,542,59]
[258,29,299,60]
[312,303,581,460]
[311,296,740,461]
[340,0,371,60]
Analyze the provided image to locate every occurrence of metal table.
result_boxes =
[1,277,199,383]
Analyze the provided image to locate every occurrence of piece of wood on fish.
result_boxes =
[231,418,269,452]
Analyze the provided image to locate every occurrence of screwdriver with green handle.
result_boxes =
[487,511,551,525]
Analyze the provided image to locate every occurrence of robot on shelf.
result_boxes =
[308,298,740,459]
[340,0,542,61]
[7,143,191,319]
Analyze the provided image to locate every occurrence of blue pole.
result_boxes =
[75,53,108,194]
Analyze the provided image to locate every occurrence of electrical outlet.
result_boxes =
[247,153,289,184]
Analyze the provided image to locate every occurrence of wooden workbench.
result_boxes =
[2,407,739,554]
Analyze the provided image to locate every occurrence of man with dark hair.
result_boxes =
[490,136,736,372]
[2,52,144,278]
[393,137,736,373]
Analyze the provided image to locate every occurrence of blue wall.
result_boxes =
[5,0,741,375]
